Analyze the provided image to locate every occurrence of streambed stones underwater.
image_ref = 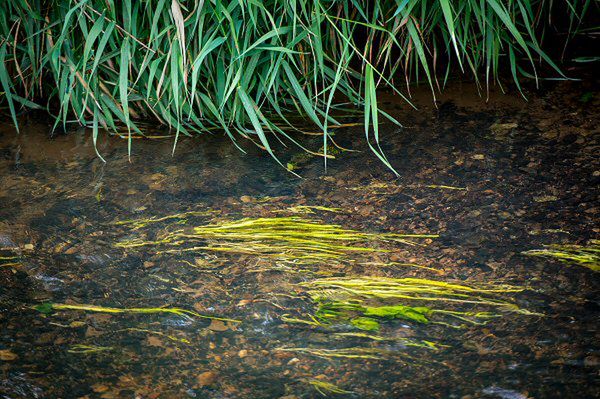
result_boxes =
[0,81,599,398]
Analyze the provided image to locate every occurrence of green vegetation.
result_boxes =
[332,332,442,349]
[289,276,538,331]
[523,240,600,271]
[278,276,538,362]
[67,344,113,354]
[114,210,216,230]
[306,379,354,396]
[0,1,593,170]
[0,255,22,268]
[33,302,239,322]
[278,346,391,360]
[115,215,437,263]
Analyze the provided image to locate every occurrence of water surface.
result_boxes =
[0,81,598,398]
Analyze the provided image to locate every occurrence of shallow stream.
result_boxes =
[0,82,598,398]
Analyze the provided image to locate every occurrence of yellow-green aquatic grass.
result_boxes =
[68,344,113,354]
[333,332,442,350]
[281,314,328,327]
[523,240,600,272]
[307,379,353,396]
[278,347,390,360]
[303,277,526,307]
[121,328,191,344]
[299,276,539,329]
[116,216,437,263]
[425,185,468,191]
[360,261,442,273]
[276,205,343,215]
[114,210,216,230]
[0,255,21,268]
[34,303,239,323]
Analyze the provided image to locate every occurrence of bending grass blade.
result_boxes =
[292,276,540,332]
[523,240,599,272]
[115,215,437,264]
[33,303,240,323]
[68,344,113,354]
[277,346,390,360]
[306,379,354,396]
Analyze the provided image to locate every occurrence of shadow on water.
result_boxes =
[0,80,598,398]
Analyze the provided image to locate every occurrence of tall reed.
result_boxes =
[0,1,593,170]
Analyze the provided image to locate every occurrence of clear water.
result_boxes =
[0,82,598,398]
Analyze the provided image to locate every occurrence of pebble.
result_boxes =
[196,371,218,387]
[0,349,18,361]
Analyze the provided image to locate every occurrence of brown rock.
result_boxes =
[91,384,109,393]
[197,371,218,387]
[146,336,163,347]
[0,349,17,361]
[208,320,229,332]
[236,299,251,307]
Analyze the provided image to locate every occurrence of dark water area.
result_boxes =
[0,80,598,398]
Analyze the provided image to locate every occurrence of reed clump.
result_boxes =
[523,240,599,271]
[1,1,591,170]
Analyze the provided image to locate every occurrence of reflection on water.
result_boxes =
[0,82,598,398]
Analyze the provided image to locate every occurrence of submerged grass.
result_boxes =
[33,302,239,322]
[523,240,600,271]
[276,205,343,215]
[306,379,353,396]
[332,332,443,350]
[67,344,113,354]
[278,347,390,360]
[1,1,593,170]
[290,276,538,332]
[116,215,437,263]
[114,210,216,230]
[0,255,22,268]
[280,276,536,360]
[121,327,191,344]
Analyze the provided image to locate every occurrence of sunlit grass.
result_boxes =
[523,240,600,272]
[115,215,437,263]
[34,302,239,322]
[287,276,540,332]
